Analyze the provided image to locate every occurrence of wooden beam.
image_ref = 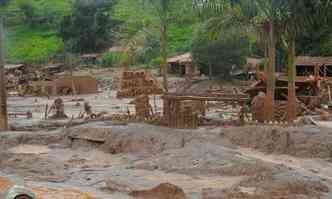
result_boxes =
[162,95,249,102]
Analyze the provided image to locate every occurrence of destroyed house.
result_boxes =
[43,63,65,74]
[80,53,101,65]
[5,64,25,73]
[231,57,264,80]
[246,57,332,108]
[167,53,200,76]
[296,56,332,78]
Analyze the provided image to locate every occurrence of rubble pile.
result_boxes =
[130,183,187,199]
[117,70,163,98]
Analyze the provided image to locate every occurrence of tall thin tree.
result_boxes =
[0,17,8,131]
[143,0,171,91]
[281,0,332,122]
[194,0,283,121]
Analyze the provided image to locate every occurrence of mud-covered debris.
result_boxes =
[130,183,186,199]
[48,98,68,119]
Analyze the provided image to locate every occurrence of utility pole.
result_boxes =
[0,17,8,131]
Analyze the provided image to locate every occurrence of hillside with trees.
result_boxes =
[1,0,197,65]
[0,0,331,78]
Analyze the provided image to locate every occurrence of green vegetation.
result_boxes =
[168,24,195,54]
[59,0,119,53]
[1,0,332,76]
[195,0,332,122]
[192,22,250,78]
[101,52,124,67]
[3,0,196,65]
[6,25,64,64]
[3,0,71,63]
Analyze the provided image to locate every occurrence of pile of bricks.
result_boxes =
[117,70,163,98]
[163,98,202,129]
[131,95,152,120]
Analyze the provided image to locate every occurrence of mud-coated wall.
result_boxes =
[54,76,98,95]
[31,76,98,96]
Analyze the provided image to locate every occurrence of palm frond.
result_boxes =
[193,0,230,18]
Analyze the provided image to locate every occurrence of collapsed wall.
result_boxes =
[117,70,163,98]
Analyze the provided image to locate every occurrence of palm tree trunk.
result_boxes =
[264,43,268,74]
[160,22,168,92]
[209,63,213,80]
[287,33,297,123]
[0,18,8,131]
[264,21,276,121]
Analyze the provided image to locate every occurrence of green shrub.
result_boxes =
[191,22,250,78]
[150,57,162,67]
[101,52,123,67]
[7,26,64,64]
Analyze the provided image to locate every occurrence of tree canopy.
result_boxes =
[59,0,120,53]
[192,20,250,78]
[1,0,332,67]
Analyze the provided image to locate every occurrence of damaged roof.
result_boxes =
[44,63,64,70]
[4,64,25,70]
[296,56,332,66]
[167,53,192,64]
[80,53,101,59]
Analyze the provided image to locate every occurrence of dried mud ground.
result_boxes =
[0,122,332,199]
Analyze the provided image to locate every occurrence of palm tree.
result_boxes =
[254,0,292,121]
[194,0,284,121]
[280,1,304,123]
[141,0,171,92]
[141,0,193,92]
[280,0,332,122]
[121,27,154,68]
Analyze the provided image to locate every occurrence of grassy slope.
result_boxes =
[114,0,196,56]
[6,26,63,63]
[4,0,71,63]
[5,0,195,64]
